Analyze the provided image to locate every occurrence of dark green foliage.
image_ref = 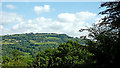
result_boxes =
[99,1,120,68]
[2,49,33,67]
[1,33,85,67]
[2,33,85,57]
[79,1,120,68]
[33,40,93,68]
[99,2,120,29]
[80,24,118,67]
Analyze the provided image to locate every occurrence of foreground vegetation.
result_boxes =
[2,40,91,67]
[1,1,120,68]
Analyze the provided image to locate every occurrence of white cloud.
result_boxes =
[0,25,3,29]
[0,25,11,36]
[0,11,23,35]
[34,5,50,14]
[0,3,2,11]
[58,11,97,22]
[1,11,99,37]
[75,11,96,21]
[58,13,76,22]
[0,11,23,25]
[0,3,2,7]
[6,4,16,10]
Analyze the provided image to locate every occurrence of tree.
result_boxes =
[79,1,120,68]
[2,49,32,67]
[33,40,93,68]
[99,2,120,29]
[99,1,120,67]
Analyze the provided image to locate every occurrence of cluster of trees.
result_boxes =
[2,49,33,67]
[2,40,92,68]
[1,1,120,68]
[32,40,92,68]
[2,33,85,57]
[79,1,120,68]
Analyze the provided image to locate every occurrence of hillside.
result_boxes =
[1,33,85,57]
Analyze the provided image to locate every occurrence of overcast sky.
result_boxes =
[0,2,104,37]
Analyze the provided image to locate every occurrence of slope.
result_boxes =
[1,33,85,57]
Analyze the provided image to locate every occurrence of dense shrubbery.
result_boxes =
[32,40,93,68]
[2,40,93,68]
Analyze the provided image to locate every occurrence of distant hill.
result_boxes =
[1,33,85,57]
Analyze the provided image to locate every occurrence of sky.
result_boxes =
[0,2,104,37]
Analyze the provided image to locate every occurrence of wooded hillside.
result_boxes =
[1,33,85,57]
